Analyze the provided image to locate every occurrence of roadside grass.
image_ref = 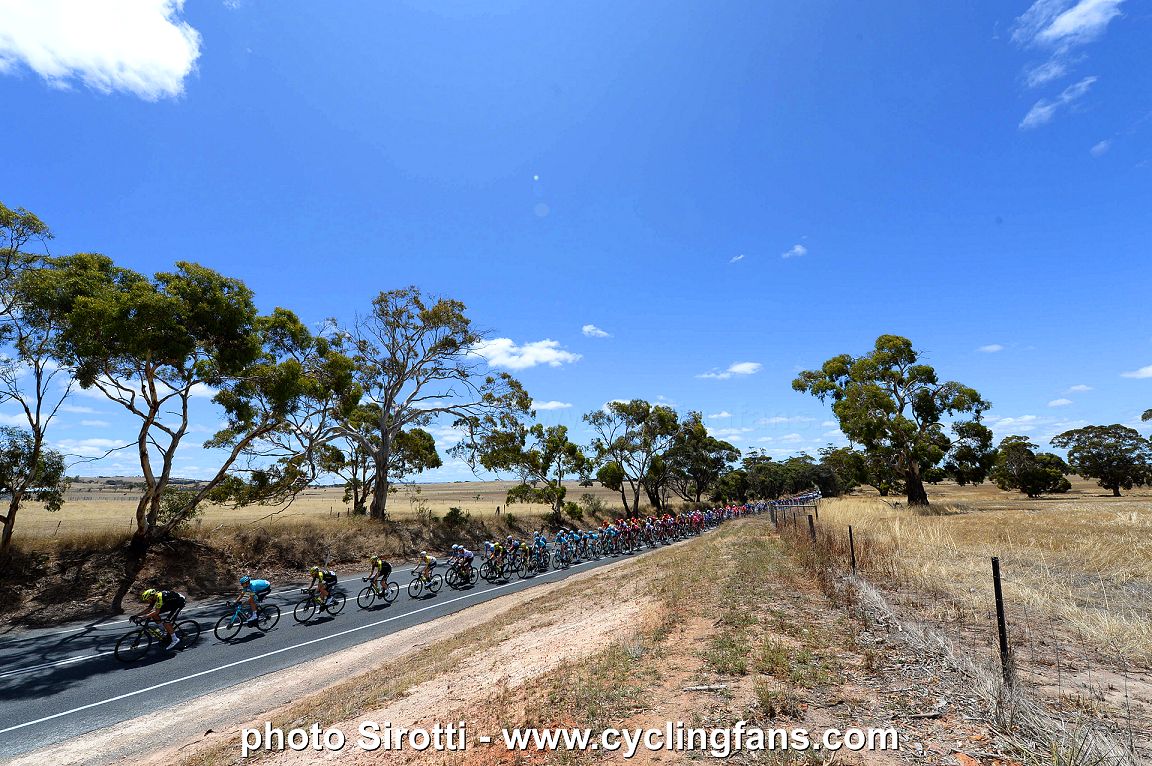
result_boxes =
[815,496,1152,664]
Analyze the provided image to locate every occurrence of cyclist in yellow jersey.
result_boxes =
[307,565,338,605]
[418,551,436,582]
[136,588,186,649]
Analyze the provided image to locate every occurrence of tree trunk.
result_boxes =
[632,485,642,517]
[1112,487,1121,497]
[0,493,21,557]
[905,463,930,506]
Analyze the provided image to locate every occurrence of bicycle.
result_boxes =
[292,587,346,622]
[114,615,201,662]
[407,568,443,598]
[213,599,280,641]
[357,576,400,608]
[444,561,478,589]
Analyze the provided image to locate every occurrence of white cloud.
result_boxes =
[781,244,808,259]
[707,411,732,419]
[1120,364,1152,379]
[473,338,581,370]
[1020,76,1098,129]
[1090,139,1111,156]
[779,433,805,443]
[758,415,815,425]
[80,419,111,427]
[532,400,572,411]
[821,420,838,428]
[581,324,611,339]
[708,426,753,442]
[1067,384,1092,392]
[729,254,745,264]
[58,403,98,414]
[978,344,1005,353]
[697,361,762,380]
[1048,398,1073,407]
[0,0,202,100]
[1029,0,1126,48]
[0,412,26,426]
[51,437,127,458]
[823,429,846,439]
[1024,58,1071,88]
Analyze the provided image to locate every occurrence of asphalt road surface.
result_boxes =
[0,537,707,759]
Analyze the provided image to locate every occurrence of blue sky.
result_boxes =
[0,0,1149,480]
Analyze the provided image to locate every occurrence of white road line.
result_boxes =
[0,652,115,680]
[0,561,585,735]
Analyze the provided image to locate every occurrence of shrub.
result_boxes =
[443,506,470,526]
[578,493,605,515]
[564,502,584,522]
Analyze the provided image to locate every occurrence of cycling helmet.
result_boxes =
[420,550,428,558]
[140,588,157,602]
[239,575,251,586]
[371,555,382,565]
[309,565,321,576]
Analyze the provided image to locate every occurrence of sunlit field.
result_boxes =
[14,479,622,538]
[816,477,1152,664]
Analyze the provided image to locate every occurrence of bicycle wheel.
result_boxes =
[407,579,424,598]
[114,628,152,662]
[445,569,460,589]
[428,573,443,593]
[327,592,347,614]
[357,586,376,609]
[258,604,280,630]
[176,620,201,647]
[293,597,317,623]
[479,561,493,581]
[382,581,399,603]
[214,613,242,642]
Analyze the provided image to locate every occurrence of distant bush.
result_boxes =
[578,493,604,515]
[564,502,584,522]
[443,506,470,526]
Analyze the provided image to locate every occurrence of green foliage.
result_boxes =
[584,399,679,514]
[941,420,995,485]
[818,445,865,493]
[578,492,605,515]
[1050,424,1152,497]
[481,422,589,516]
[991,436,1070,497]
[0,427,68,512]
[338,286,532,518]
[665,411,740,503]
[793,334,989,505]
[443,506,470,526]
[563,502,584,522]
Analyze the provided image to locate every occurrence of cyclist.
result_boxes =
[457,545,476,576]
[238,575,272,624]
[307,565,338,606]
[369,556,392,589]
[137,588,186,650]
[418,550,437,582]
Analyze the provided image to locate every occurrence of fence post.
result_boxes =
[848,525,857,575]
[813,503,819,520]
[991,556,1014,687]
[806,514,816,543]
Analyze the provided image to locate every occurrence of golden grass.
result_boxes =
[816,482,1152,664]
[13,480,621,539]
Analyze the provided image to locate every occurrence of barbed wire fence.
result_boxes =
[765,497,1146,766]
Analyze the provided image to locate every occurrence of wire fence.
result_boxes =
[767,499,1148,766]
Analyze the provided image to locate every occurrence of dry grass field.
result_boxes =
[817,477,1152,666]
[13,479,623,539]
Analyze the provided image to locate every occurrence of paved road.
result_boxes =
[0,538,701,759]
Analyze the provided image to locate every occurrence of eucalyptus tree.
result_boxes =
[990,436,1070,498]
[584,399,679,515]
[1051,425,1152,497]
[27,255,344,550]
[0,204,74,556]
[793,335,989,506]
[665,411,740,504]
[479,422,590,520]
[335,287,532,519]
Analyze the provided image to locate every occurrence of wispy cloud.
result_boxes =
[978,344,1005,353]
[729,254,745,264]
[707,411,732,419]
[781,244,808,259]
[80,419,111,427]
[0,0,202,100]
[758,415,815,425]
[1014,0,1125,50]
[1020,76,1097,129]
[58,403,98,414]
[473,338,581,370]
[697,361,762,380]
[581,324,611,338]
[1067,384,1092,392]
[1090,139,1111,156]
[1120,364,1152,379]
[707,426,753,442]
[531,400,572,411]
[1048,398,1073,407]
